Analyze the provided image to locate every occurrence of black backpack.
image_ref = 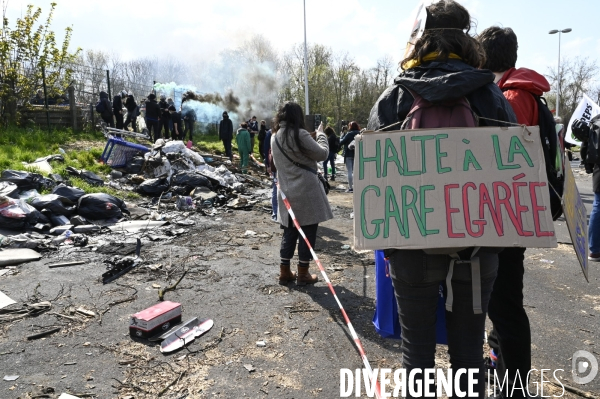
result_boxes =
[534,95,564,220]
[334,136,341,153]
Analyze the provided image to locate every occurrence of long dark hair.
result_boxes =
[275,102,308,155]
[401,0,485,69]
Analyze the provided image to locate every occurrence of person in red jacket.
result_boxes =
[478,26,550,398]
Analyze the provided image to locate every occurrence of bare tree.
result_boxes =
[547,57,600,123]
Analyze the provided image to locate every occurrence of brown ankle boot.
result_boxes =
[278,264,296,285]
[296,264,318,285]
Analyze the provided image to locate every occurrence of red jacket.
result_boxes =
[497,67,551,126]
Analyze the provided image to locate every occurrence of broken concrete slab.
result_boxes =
[0,248,42,267]
[0,290,16,309]
[107,220,167,233]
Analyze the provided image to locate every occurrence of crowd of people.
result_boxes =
[96,90,197,142]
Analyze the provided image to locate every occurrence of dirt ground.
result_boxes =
[0,172,596,398]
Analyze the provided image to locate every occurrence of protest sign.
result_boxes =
[565,94,600,145]
[353,126,557,250]
[563,162,589,282]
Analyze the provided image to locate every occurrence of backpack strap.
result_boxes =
[445,246,482,314]
[274,136,318,175]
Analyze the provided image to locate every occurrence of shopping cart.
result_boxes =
[100,137,150,168]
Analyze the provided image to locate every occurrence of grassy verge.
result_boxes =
[0,128,262,200]
[195,133,262,158]
[0,126,141,198]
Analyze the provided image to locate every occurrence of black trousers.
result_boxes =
[146,119,160,141]
[114,112,124,130]
[124,112,137,132]
[101,114,114,128]
[160,118,170,137]
[184,120,194,142]
[487,247,530,397]
[222,139,233,161]
[280,216,318,264]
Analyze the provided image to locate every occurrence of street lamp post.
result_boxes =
[303,0,310,115]
[549,28,572,118]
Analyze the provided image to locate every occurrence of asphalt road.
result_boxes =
[0,164,598,398]
[522,160,600,394]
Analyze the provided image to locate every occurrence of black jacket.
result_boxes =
[580,115,600,192]
[158,100,170,119]
[327,133,338,153]
[145,99,161,120]
[113,95,123,114]
[340,130,360,159]
[124,95,137,112]
[99,91,112,118]
[367,60,517,131]
[219,117,233,141]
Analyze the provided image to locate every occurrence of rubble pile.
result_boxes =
[0,139,272,256]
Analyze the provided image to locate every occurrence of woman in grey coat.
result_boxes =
[271,102,333,285]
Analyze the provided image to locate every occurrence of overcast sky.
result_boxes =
[4,0,600,95]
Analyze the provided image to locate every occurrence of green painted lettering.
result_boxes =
[435,134,452,174]
[508,135,534,167]
[411,135,435,174]
[383,138,403,177]
[493,134,520,170]
[400,136,421,176]
[384,186,406,238]
[463,149,482,171]
[358,139,381,180]
[419,185,439,236]
[360,185,383,239]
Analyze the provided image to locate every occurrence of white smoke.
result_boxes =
[152,36,284,131]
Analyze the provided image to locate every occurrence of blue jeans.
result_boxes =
[323,151,336,179]
[589,192,600,253]
[345,157,354,189]
[387,248,498,398]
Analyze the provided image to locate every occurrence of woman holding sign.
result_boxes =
[366,1,517,397]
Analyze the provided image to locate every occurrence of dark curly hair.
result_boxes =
[401,0,485,69]
[477,26,518,72]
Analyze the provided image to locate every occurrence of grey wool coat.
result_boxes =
[271,123,333,228]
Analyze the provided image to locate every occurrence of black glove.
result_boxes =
[571,119,591,142]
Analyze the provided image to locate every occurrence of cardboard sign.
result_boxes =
[353,126,557,250]
[563,162,589,281]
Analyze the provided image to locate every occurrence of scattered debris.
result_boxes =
[102,239,142,284]
[3,375,19,381]
[27,327,61,340]
[0,248,41,266]
[48,260,87,268]
[0,290,16,309]
[256,340,266,347]
[160,318,214,353]
[158,269,188,301]
[58,393,83,399]
[130,301,182,339]
[244,364,256,373]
